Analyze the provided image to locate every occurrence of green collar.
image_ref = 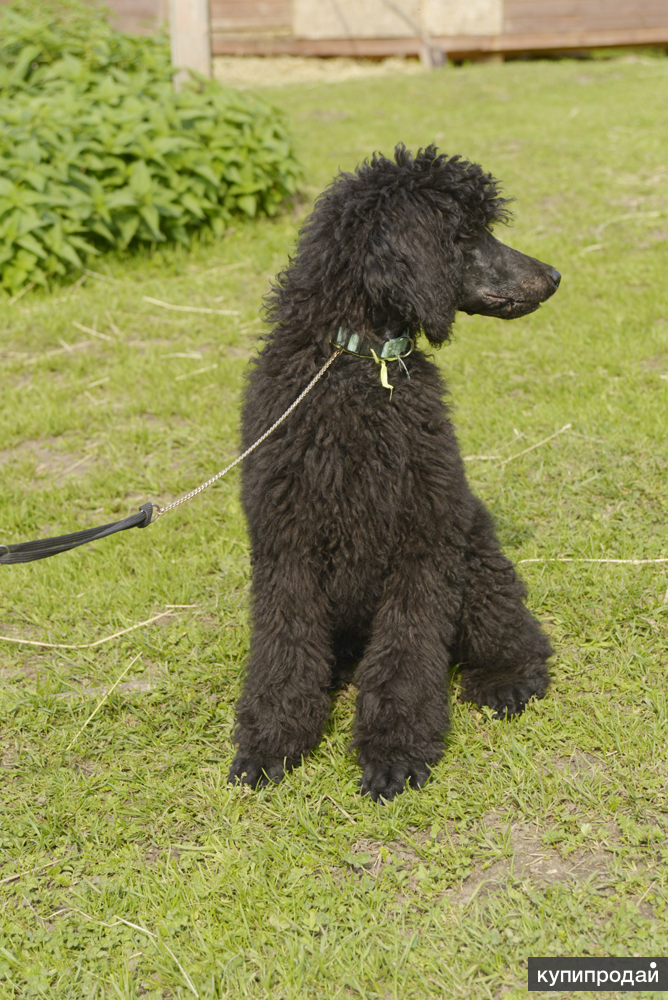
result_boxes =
[330,327,414,361]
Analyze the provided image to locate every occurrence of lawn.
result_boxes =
[1,53,668,999]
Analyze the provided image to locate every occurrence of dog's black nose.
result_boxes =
[547,267,561,289]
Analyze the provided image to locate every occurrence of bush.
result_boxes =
[0,0,303,293]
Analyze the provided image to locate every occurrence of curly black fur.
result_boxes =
[228,145,558,802]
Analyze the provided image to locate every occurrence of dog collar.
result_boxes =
[330,326,414,361]
[330,327,414,400]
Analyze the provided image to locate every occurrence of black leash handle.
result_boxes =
[0,503,154,565]
[1,350,344,568]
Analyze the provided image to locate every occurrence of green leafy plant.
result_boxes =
[0,0,303,293]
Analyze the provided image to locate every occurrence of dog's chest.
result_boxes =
[242,354,467,574]
[293,379,456,545]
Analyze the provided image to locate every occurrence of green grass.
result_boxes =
[1,54,668,999]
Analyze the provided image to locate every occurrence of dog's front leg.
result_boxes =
[352,555,460,802]
[228,557,333,789]
[456,498,552,718]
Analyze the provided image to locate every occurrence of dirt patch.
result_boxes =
[223,345,252,359]
[0,748,20,769]
[145,846,181,866]
[343,823,618,901]
[125,335,181,348]
[552,750,607,776]
[372,810,651,907]
[53,679,158,700]
[191,613,221,631]
[0,621,35,642]
[0,340,93,367]
[642,352,668,372]
[72,759,98,775]
[0,658,41,683]
[212,54,424,89]
[309,109,349,121]
[346,838,421,878]
[0,438,96,482]
[445,821,614,905]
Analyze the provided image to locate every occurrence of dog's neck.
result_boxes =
[330,326,413,361]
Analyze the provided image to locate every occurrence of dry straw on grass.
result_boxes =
[464,423,572,464]
[0,610,173,649]
[0,858,63,886]
[72,320,114,342]
[174,364,218,382]
[45,907,199,997]
[65,652,142,750]
[519,557,668,565]
[142,295,239,316]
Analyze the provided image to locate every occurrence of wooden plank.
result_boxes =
[0,0,169,33]
[211,25,668,55]
[504,0,668,35]
[209,0,291,32]
[105,0,168,34]
[1,0,665,53]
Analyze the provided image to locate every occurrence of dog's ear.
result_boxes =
[363,205,461,342]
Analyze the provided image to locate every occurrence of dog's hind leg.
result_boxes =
[228,557,333,788]
[456,499,552,718]
[352,552,460,802]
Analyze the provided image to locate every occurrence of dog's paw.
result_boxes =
[461,665,549,720]
[472,679,546,719]
[360,760,431,803]
[484,681,532,719]
[227,752,287,789]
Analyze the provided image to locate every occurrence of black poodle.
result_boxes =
[228,145,560,802]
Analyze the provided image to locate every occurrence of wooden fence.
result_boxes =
[207,0,668,58]
[3,1,667,60]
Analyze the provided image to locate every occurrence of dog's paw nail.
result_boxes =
[492,703,524,720]
[227,753,286,788]
[469,677,546,719]
[360,760,431,802]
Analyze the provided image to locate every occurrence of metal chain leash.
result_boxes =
[150,348,342,521]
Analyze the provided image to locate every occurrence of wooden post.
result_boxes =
[169,0,211,89]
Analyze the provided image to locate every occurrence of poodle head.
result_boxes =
[270,145,560,348]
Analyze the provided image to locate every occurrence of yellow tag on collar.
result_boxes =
[370,349,394,400]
